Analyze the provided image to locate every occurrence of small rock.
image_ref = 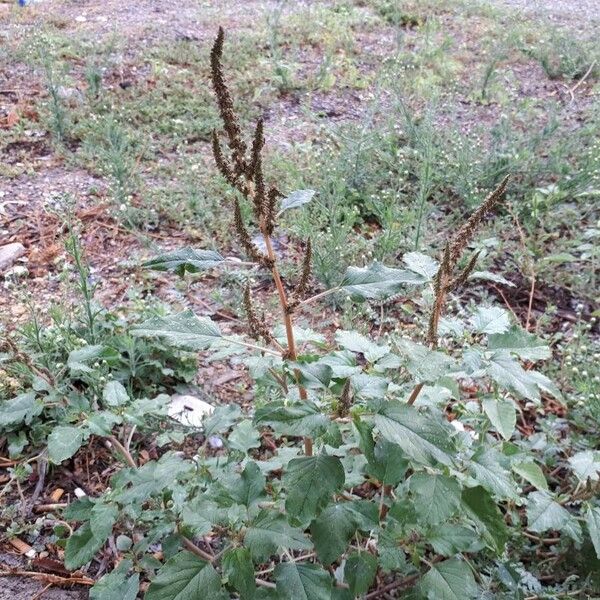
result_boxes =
[4,265,29,279]
[168,394,214,428]
[0,242,26,273]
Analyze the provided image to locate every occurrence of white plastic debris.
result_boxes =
[74,487,87,498]
[168,395,214,428]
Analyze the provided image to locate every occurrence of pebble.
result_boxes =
[0,242,26,273]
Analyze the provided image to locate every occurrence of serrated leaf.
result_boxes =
[293,361,333,389]
[344,552,377,595]
[461,486,508,554]
[222,548,256,600]
[204,405,242,437]
[310,504,358,565]
[340,262,425,300]
[90,568,139,600]
[469,270,515,287]
[146,552,226,600]
[526,491,582,543]
[143,248,225,276]
[374,402,456,466]
[228,420,261,453]
[395,339,456,384]
[568,451,600,482]
[428,524,482,556]
[335,330,390,363]
[244,510,312,561]
[421,558,477,600]
[488,326,551,361]
[132,310,222,350]
[482,398,516,440]
[103,380,129,407]
[469,447,519,500]
[274,562,331,600]
[585,506,600,559]
[65,524,104,570]
[284,455,345,521]
[280,189,316,213]
[512,462,548,491]
[402,251,439,280]
[90,501,118,542]
[0,392,41,427]
[486,352,546,401]
[469,306,511,334]
[226,461,265,507]
[410,473,461,525]
[48,426,84,464]
[67,345,104,374]
[254,401,329,437]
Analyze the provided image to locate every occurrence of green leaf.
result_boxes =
[335,330,390,363]
[283,455,345,521]
[182,497,222,536]
[91,570,139,600]
[48,426,84,464]
[344,552,377,595]
[374,402,456,466]
[143,248,225,276]
[0,392,41,427]
[310,504,358,565]
[133,310,222,350]
[428,524,482,556]
[274,562,331,600]
[244,510,312,560]
[486,352,543,401]
[255,401,329,437]
[469,447,519,500]
[512,462,548,491]
[568,451,600,482]
[146,552,226,600]
[526,491,582,542]
[204,405,242,437]
[488,326,551,361]
[222,548,256,600]
[293,361,333,389]
[402,251,439,280]
[461,486,508,554]
[378,528,407,573]
[228,420,261,453]
[226,461,265,507]
[395,339,456,384]
[90,501,119,542]
[421,558,477,600]
[469,270,515,287]
[67,345,104,374]
[482,398,516,441]
[65,524,105,570]
[63,497,94,521]
[585,506,600,559]
[409,473,461,525]
[469,306,511,334]
[340,262,426,300]
[103,380,129,407]
[280,189,316,213]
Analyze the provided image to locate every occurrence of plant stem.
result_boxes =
[179,531,215,562]
[107,435,137,469]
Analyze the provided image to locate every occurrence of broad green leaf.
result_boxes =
[374,402,456,466]
[103,380,129,407]
[512,462,548,491]
[226,461,265,507]
[204,405,242,437]
[351,373,389,400]
[280,189,316,213]
[569,451,600,482]
[482,398,516,440]
[0,392,41,427]
[254,401,329,437]
[469,447,519,500]
[85,411,122,436]
[67,345,104,374]
[222,547,256,600]
[133,310,222,350]
[284,455,345,521]
[487,352,543,401]
[585,506,600,559]
[335,330,390,363]
[395,339,456,384]
[182,497,222,536]
[48,426,84,464]
[244,510,312,560]
[378,528,407,573]
[146,552,226,600]
[428,524,482,556]
[228,420,261,453]
[461,486,508,554]
[90,568,139,600]
[143,248,225,276]
[65,524,104,570]
[526,491,582,542]
[63,497,94,521]
[310,504,358,565]
[340,262,425,300]
[421,558,477,600]
[402,251,439,280]
[90,501,118,542]
[469,271,515,287]
[469,306,511,335]
[293,361,333,389]
[274,562,331,600]
[410,473,461,525]
[488,326,551,361]
[344,552,377,595]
